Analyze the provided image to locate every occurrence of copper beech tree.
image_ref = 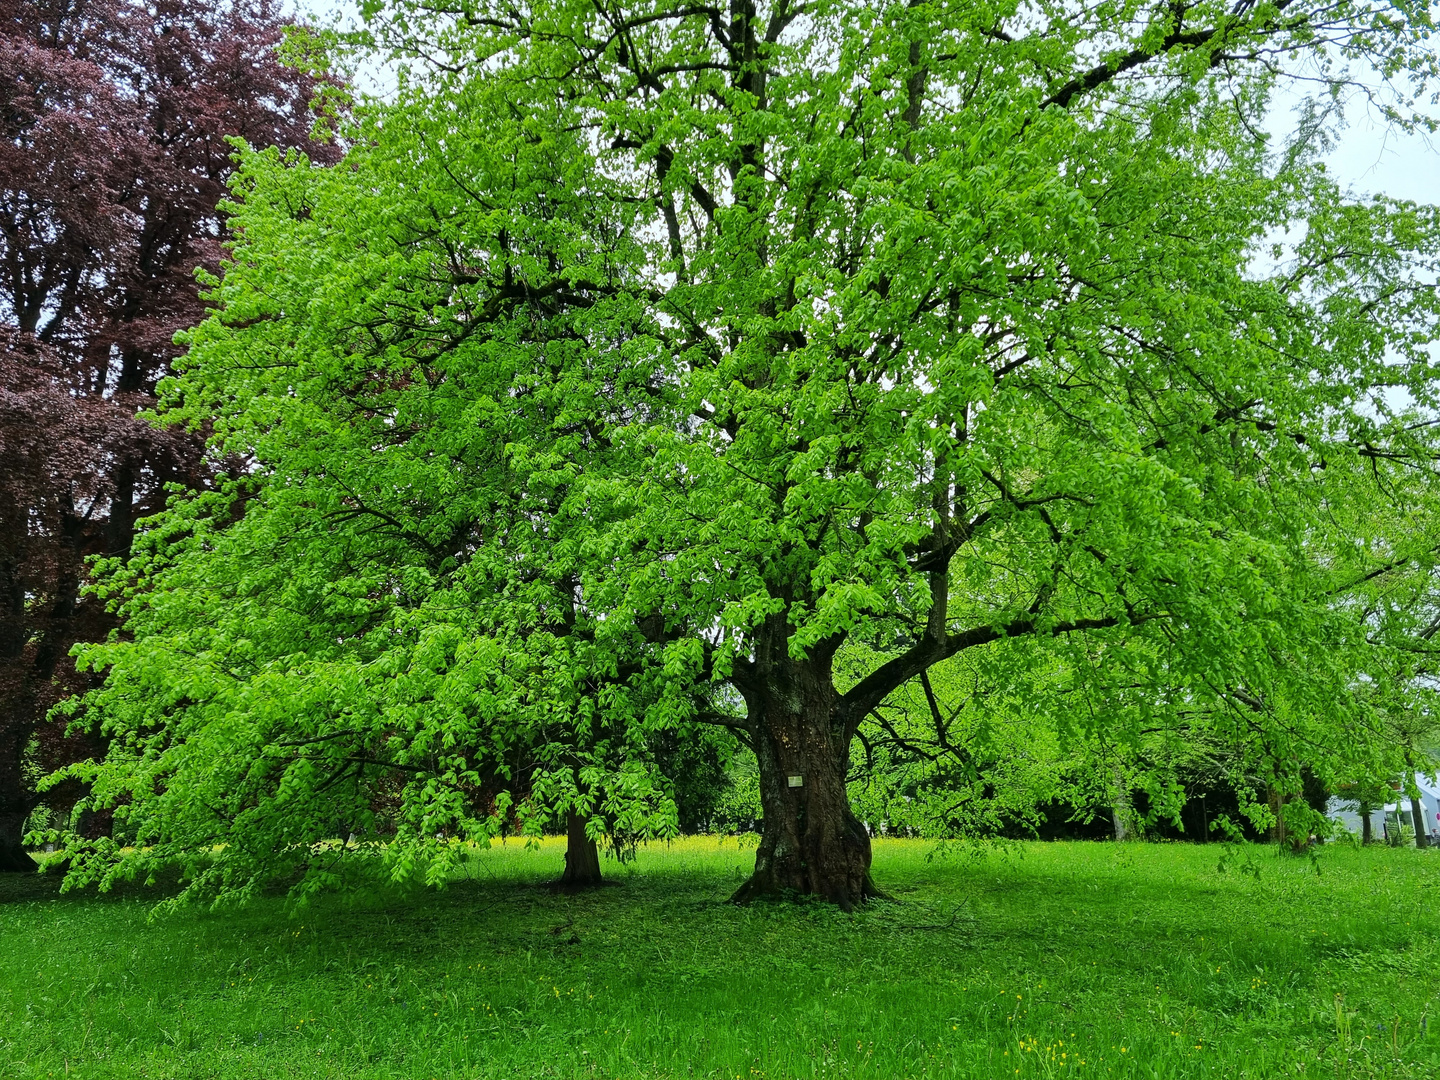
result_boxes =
[0,0,335,870]
[58,0,1440,908]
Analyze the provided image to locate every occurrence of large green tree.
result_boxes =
[59,0,1440,908]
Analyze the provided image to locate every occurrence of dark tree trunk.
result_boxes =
[0,540,79,872]
[107,459,136,559]
[1,543,38,874]
[0,724,36,872]
[0,808,33,872]
[731,650,884,911]
[0,712,37,873]
[553,812,602,891]
[1410,794,1428,849]
[1359,800,1373,845]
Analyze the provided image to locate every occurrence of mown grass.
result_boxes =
[2,837,1438,1079]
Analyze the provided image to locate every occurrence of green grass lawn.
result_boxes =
[2,837,1438,1079]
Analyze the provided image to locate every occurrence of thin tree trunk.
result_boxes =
[1268,783,1286,847]
[731,650,884,911]
[553,812,603,891]
[1360,801,1373,845]
[1110,766,1131,841]
[1410,794,1429,850]
[1111,806,1129,841]
[107,460,136,559]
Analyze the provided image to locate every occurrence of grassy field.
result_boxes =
[2,837,1439,1079]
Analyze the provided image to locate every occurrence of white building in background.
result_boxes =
[1327,773,1440,844]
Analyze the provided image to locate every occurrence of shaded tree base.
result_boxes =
[0,841,36,874]
[547,876,618,894]
[730,870,891,911]
[549,812,604,893]
[0,810,35,872]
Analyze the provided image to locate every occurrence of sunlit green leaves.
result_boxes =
[55,0,1440,899]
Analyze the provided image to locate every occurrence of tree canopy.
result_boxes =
[55,0,1440,907]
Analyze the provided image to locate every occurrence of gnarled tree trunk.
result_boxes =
[731,650,883,911]
[553,811,603,891]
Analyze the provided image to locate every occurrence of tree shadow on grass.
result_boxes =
[0,860,190,906]
[0,865,60,904]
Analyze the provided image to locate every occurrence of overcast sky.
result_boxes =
[1306,105,1436,205]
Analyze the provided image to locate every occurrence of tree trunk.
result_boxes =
[553,812,603,891]
[106,459,136,559]
[1268,783,1287,847]
[0,513,86,876]
[1111,805,1129,841]
[1110,766,1132,841]
[0,721,36,872]
[0,808,34,873]
[731,654,883,911]
[1410,794,1428,850]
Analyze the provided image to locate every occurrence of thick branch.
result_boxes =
[842,614,1123,721]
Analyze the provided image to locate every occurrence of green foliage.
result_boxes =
[706,748,765,833]
[840,647,1085,837]
[649,725,742,833]
[5,839,1440,1078]
[53,0,1440,900]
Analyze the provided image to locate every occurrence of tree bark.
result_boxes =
[0,722,37,872]
[1359,799,1373,845]
[1410,794,1429,850]
[731,651,884,911]
[553,812,603,891]
[1110,767,1132,841]
[1267,783,1286,847]
[0,808,34,873]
